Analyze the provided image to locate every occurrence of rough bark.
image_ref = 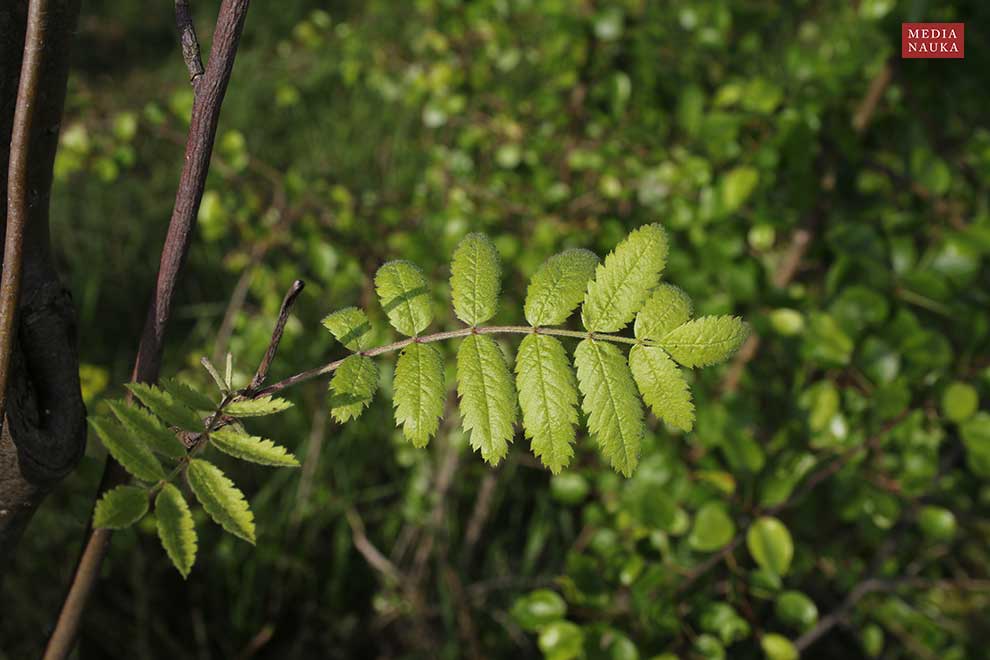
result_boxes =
[0,0,86,565]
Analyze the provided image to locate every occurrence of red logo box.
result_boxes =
[902,23,964,58]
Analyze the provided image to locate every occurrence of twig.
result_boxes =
[43,2,253,657]
[249,279,304,390]
[345,507,403,585]
[175,0,205,88]
[0,0,49,425]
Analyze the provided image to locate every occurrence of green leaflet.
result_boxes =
[186,459,256,544]
[375,260,433,336]
[93,485,149,529]
[126,383,204,432]
[225,396,293,417]
[160,377,216,411]
[628,345,695,432]
[322,307,373,351]
[210,426,299,467]
[107,400,186,460]
[329,354,379,422]
[515,334,579,474]
[156,483,197,578]
[582,223,669,332]
[747,516,794,577]
[524,249,600,326]
[634,284,693,340]
[451,233,501,326]
[658,316,750,368]
[574,339,644,477]
[457,334,517,465]
[90,416,166,482]
[393,342,445,448]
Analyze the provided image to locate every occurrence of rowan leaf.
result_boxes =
[574,339,644,476]
[329,354,379,422]
[524,249,600,326]
[160,377,217,412]
[107,400,186,460]
[90,416,166,482]
[450,233,501,326]
[457,334,517,465]
[375,260,433,336]
[210,426,299,467]
[93,485,149,529]
[634,284,693,340]
[322,306,373,351]
[515,334,579,474]
[393,342,445,448]
[155,483,197,578]
[582,223,669,332]
[126,382,204,432]
[186,459,256,544]
[628,345,695,432]
[658,316,750,367]
[224,396,294,417]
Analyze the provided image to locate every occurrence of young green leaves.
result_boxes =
[320,224,749,477]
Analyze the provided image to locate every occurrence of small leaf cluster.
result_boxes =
[91,378,296,577]
[322,224,749,476]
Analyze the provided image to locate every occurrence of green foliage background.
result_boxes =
[3,0,989,658]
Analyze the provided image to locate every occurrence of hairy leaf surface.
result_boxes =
[107,400,186,459]
[375,260,433,336]
[634,284,693,340]
[457,334,517,465]
[629,345,695,431]
[93,485,149,529]
[393,342,445,447]
[322,306,373,351]
[187,459,256,544]
[329,355,379,422]
[582,223,669,332]
[524,249,600,326]
[210,427,299,467]
[451,233,501,325]
[658,316,749,367]
[156,483,197,578]
[225,396,294,417]
[574,339,644,476]
[127,383,204,431]
[515,334,579,473]
[90,416,166,482]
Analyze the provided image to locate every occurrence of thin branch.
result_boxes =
[0,0,49,425]
[175,0,205,88]
[44,1,253,657]
[249,279,304,390]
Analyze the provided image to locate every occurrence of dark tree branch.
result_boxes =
[175,0,205,88]
[43,1,252,657]
[249,279,304,391]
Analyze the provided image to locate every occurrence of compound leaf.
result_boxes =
[457,334,517,465]
[628,345,695,432]
[126,383,204,432]
[658,316,750,367]
[451,233,501,326]
[393,342,445,448]
[375,260,433,336]
[582,223,669,332]
[93,485,149,529]
[210,426,299,467]
[186,459,256,544]
[524,249,600,326]
[515,334,579,474]
[225,396,293,417]
[160,378,216,412]
[90,416,166,482]
[634,284,693,340]
[107,400,186,460]
[322,307,373,351]
[574,339,644,476]
[155,483,197,578]
[329,355,378,422]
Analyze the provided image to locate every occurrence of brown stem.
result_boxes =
[43,1,252,657]
[175,0,205,87]
[249,279,304,390]
[0,0,49,425]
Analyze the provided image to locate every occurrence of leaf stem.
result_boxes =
[252,324,649,399]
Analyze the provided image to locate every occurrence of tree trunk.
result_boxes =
[0,0,86,567]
